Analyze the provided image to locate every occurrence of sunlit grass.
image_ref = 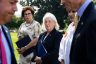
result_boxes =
[10,32,19,64]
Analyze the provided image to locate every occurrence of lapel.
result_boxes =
[41,28,56,46]
[45,28,56,40]
[70,2,96,61]
[73,2,94,42]
[2,25,13,51]
[1,25,17,64]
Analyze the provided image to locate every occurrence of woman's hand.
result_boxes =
[34,56,42,64]
[17,46,27,54]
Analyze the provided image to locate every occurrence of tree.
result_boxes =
[20,0,69,29]
[93,0,96,3]
[5,16,23,29]
[5,0,96,30]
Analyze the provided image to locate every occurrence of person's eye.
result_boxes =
[9,1,15,5]
[10,2,14,4]
[49,21,51,23]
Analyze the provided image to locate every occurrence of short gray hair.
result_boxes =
[42,12,60,31]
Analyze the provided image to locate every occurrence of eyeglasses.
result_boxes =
[24,13,32,16]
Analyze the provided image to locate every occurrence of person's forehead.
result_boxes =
[45,17,55,22]
[45,17,51,20]
[25,10,31,13]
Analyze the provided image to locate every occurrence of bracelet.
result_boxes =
[24,46,27,50]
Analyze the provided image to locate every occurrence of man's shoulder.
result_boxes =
[87,6,96,22]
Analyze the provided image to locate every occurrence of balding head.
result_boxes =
[0,0,18,25]
[60,0,85,12]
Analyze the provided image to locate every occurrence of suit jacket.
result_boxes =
[70,2,96,64]
[2,25,17,64]
[34,28,62,64]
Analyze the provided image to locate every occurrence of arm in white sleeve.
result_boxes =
[58,36,65,62]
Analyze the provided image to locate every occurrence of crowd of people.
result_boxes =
[0,0,96,64]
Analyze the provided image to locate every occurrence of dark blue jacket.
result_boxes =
[2,25,17,64]
[70,2,96,64]
[34,28,62,64]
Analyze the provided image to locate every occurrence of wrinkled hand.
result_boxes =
[34,56,42,64]
[17,47,26,54]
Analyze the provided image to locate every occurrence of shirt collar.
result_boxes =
[77,0,92,18]
[0,25,1,30]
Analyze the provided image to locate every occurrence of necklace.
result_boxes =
[25,21,33,27]
[25,23,32,27]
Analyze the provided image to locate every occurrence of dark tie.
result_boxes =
[0,30,7,64]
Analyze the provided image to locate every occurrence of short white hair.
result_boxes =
[42,12,60,31]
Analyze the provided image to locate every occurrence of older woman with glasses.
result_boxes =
[33,12,62,64]
[17,6,41,64]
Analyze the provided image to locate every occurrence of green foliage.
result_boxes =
[5,0,96,30]
[33,0,68,29]
[93,0,96,3]
[10,32,19,63]
[16,17,24,28]
[5,16,17,29]
[5,16,23,29]
[20,0,69,29]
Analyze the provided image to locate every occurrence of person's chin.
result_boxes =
[5,17,12,24]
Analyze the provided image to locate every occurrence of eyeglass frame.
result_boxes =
[24,13,32,16]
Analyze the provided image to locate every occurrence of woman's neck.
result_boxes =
[26,20,34,24]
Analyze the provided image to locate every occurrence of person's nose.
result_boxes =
[13,4,18,12]
[45,22,49,26]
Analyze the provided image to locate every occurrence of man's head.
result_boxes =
[0,0,18,25]
[60,0,85,12]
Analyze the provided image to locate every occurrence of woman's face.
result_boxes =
[44,17,55,32]
[24,10,33,23]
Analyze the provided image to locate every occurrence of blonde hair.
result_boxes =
[42,12,60,31]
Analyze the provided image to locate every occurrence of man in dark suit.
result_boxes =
[60,0,96,64]
[0,0,18,64]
